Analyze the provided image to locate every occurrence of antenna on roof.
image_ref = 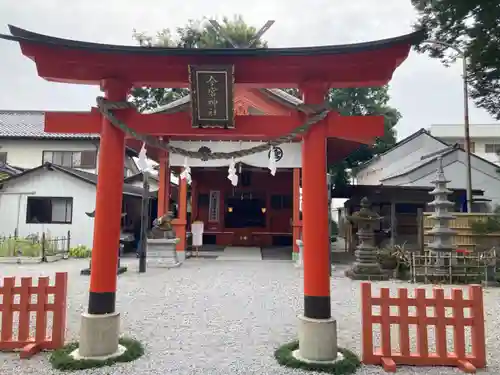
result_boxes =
[208,19,275,49]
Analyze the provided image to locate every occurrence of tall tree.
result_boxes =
[131,16,266,112]
[412,0,500,120]
[130,16,400,188]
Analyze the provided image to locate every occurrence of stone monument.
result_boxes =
[345,197,388,280]
[146,211,181,267]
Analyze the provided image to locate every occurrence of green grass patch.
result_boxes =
[49,337,144,371]
[274,340,361,374]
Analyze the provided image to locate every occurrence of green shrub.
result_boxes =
[69,245,92,258]
[0,237,42,257]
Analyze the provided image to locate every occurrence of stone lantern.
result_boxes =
[345,197,388,280]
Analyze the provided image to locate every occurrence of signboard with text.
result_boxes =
[189,65,234,128]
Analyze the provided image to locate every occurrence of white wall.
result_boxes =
[2,138,139,175]
[1,139,99,171]
[0,168,96,248]
[355,133,447,185]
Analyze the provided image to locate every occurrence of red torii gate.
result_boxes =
[0,24,423,362]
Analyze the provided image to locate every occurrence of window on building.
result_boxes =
[485,144,500,154]
[42,150,97,168]
[26,197,73,224]
[456,141,475,153]
[0,152,7,164]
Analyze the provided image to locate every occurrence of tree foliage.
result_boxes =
[131,16,266,112]
[412,0,500,120]
[285,87,400,188]
[130,15,401,189]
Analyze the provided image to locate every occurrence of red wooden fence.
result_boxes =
[361,282,486,373]
[0,272,67,358]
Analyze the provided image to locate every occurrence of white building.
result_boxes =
[0,110,140,176]
[429,123,500,165]
[355,129,500,210]
[0,110,157,249]
[0,163,147,248]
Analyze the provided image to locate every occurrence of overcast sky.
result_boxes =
[0,0,498,140]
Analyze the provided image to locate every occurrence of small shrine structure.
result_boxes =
[0,24,423,365]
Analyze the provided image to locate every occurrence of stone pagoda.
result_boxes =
[345,197,388,280]
[426,157,456,271]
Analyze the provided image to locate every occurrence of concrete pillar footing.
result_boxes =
[297,315,338,362]
[75,312,121,359]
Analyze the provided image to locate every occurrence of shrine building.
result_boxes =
[146,87,308,249]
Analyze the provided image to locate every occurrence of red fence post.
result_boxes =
[50,272,68,349]
[0,277,15,346]
[469,285,486,368]
[361,282,374,364]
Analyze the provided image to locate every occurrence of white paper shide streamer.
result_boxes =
[227,158,238,186]
[268,146,277,176]
[137,142,149,172]
[180,157,192,184]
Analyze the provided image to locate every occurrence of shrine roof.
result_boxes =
[0,25,425,87]
[145,88,304,115]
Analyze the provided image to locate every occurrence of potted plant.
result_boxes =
[377,247,398,270]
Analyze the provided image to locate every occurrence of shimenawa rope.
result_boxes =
[96,97,329,161]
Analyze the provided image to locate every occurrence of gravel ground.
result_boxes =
[1,258,499,375]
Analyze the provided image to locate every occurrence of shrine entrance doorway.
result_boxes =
[192,166,294,248]
[225,191,267,247]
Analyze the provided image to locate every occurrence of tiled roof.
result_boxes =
[0,110,99,139]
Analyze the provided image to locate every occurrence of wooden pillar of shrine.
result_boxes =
[191,178,198,222]
[157,152,170,217]
[79,78,129,358]
[292,168,302,260]
[172,171,188,261]
[297,83,338,362]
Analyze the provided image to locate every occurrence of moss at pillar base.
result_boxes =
[275,340,361,374]
[49,337,144,371]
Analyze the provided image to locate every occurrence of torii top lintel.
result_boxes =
[0,25,424,88]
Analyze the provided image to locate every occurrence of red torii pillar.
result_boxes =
[79,79,129,357]
[297,83,337,362]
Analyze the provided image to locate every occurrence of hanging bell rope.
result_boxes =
[96,97,329,161]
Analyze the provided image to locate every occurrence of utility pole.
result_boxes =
[423,39,473,212]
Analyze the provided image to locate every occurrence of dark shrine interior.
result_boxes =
[224,196,267,228]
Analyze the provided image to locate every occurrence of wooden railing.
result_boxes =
[0,272,67,358]
[361,282,486,373]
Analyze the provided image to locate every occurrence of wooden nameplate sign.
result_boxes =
[189,65,235,129]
